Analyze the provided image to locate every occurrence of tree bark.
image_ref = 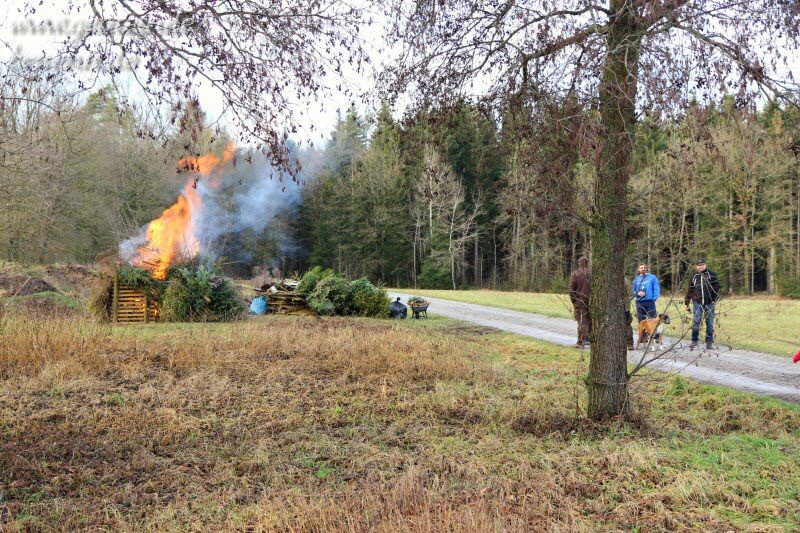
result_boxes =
[768,212,776,294]
[587,1,641,419]
[728,190,735,293]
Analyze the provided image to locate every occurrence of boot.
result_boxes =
[689,341,698,349]
[706,341,714,350]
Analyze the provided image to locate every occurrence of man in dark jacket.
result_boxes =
[569,256,591,348]
[684,259,721,349]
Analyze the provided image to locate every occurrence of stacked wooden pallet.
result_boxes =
[266,291,313,315]
[113,281,158,323]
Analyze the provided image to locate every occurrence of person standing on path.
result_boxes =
[632,262,660,322]
[568,256,591,348]
[684,258,721,350]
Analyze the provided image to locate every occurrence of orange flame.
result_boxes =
[133,142,235,279]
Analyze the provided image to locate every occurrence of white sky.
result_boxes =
[0,0,383,146]
[3,0,799,146]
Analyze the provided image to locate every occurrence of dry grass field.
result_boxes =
[1,311,800,531]
[397,289,800,357]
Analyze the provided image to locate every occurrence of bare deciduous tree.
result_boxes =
[17,0,367,172]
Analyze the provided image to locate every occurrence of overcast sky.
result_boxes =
[1,0,382,146]
[4,1,799,148]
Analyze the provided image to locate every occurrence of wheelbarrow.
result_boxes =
[409,301,429,319]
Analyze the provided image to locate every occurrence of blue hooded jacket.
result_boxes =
[632,273,660,301]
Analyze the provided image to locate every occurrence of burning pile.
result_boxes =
[90,262,245,323]
[123,143,236,278]
[90,143,255,323]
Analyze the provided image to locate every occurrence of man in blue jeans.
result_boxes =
[632,262,660,322]
[684,259,721,350]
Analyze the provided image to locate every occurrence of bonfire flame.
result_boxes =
[133,142,235,279]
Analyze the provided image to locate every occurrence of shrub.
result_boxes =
[350,277,389,317]
[298,266,335,294]
[164,262,245,321]
[777,274,800,299]
[352,290,389,318]
[160,278,192,321]
[306,274,351,315]
[307,296,336,316]
[300,268,389,318]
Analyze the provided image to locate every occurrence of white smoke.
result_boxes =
[119,144,303,268]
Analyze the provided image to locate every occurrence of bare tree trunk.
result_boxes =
[768,211,776,294]
[429,199,434,255]
[646,192,652,268]
[492,225,498,289]
[412,222,417,289]
[728,189,734,293]
[795,175,800,276]
[571,236,577,271]
[769,243,776,294]
[743,221,750,294]
[794,173,800,277]
[587,1,640,419]
[679,195,687,272]
[474,232,480,286]
[750,224,756,294]
[451,253,456,290]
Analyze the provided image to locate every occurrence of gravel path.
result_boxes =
[390,292,800,403]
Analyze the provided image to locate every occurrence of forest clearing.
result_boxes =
[4,0,800,529]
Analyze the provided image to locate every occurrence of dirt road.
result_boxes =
[390,292,800,403]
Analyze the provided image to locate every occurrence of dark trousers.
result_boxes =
[574,305,591,343]
[635,299,657,321]
[691,302,715,342]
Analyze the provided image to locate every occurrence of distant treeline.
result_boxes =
[2,78,799,296]
[296,98,800,297]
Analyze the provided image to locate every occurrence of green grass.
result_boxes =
[394,289,800,356]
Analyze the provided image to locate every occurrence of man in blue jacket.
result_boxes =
[632,262,660,322]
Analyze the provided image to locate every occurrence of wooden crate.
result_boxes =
[112,275,159,324]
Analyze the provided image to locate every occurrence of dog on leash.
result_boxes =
[637,313,670,351]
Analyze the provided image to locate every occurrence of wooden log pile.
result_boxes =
[257,279,316,316]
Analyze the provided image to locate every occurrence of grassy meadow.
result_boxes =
[396,289,800,357]
[1,311,800,531]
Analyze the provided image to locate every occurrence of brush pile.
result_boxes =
[297,267,389,318]
[250,269,388,318]
[90,261,245,322]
